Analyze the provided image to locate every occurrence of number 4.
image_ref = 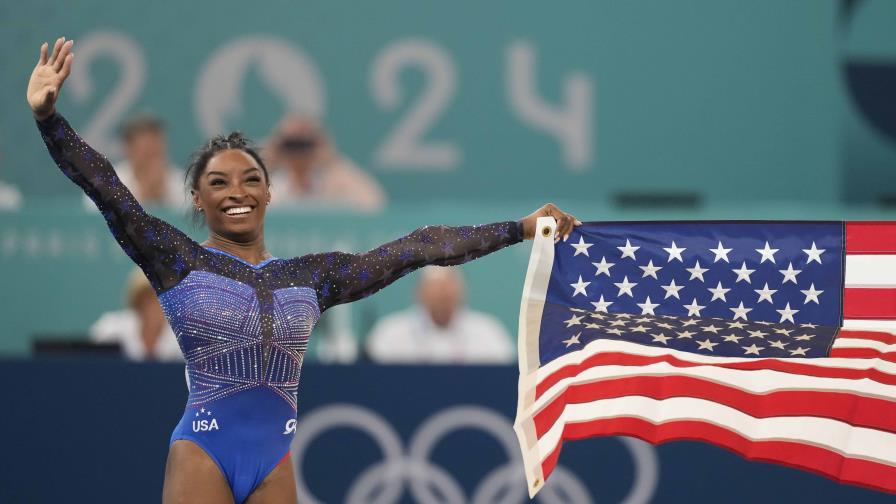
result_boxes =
[506,40,593,171]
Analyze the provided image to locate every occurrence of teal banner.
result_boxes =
[1,0,847,203]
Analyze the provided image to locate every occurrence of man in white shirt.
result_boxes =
[366,266,515,364]
[0,179,22,210]
[88,266,183,362]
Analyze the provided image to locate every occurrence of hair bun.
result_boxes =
[225,131,247,145]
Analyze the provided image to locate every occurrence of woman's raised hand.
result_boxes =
[27,37,74,121]
[520,203,582,243]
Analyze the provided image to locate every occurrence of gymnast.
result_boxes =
[27,36,580,503]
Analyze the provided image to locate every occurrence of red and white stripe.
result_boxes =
[514,219,896,498]
[844,221,896,331]
[837,220,896,363]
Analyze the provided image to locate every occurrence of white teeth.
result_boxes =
[224,206,252,215]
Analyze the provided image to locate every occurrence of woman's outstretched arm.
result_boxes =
[301,204,580,312]
[29,37,198,293]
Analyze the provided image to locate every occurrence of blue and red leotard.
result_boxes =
[37,113,522,503]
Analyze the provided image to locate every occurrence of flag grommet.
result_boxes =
[541,226,552,237]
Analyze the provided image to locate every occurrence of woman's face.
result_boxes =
[191,149,270,241]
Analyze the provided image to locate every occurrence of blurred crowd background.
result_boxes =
[2,1,893,364]
[2,1,896,501]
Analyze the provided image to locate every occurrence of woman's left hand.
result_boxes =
[519,203,582,243]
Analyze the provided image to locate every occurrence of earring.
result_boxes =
[196,206,203,212]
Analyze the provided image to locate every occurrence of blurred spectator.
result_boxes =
[265,114,386,212]
[88,267,182,362]
[83,113,186,210]
[0,180,22,211]
[366,266,515,364]
[0,151,22,211]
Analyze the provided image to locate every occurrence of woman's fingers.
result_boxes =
[563,216,574,241]
[48,37,64,66]
[53,40,73,72]
[38,42,48,66]
[59,53,73,81]
[547,207,562,242]
[525,203,579,243]
[555,212,581,243]
[555,214,570,242]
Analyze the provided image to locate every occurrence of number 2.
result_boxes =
[371,38,460,170]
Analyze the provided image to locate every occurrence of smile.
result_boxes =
[223,206,254,216]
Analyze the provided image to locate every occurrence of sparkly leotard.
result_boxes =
[37,113,523,503]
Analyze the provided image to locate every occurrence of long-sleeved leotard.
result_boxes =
[37,112,523,503]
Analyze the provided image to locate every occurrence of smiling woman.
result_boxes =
[183,132,274,261]
[28,36,580,503]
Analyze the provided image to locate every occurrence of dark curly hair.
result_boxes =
[183,131,271,227]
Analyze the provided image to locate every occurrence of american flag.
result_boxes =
[513,218,896,497]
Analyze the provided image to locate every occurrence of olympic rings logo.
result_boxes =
[290,404,658,504]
